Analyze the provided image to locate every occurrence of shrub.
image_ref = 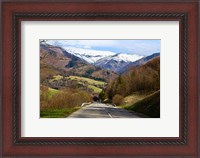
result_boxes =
[40,85,50,109]
[40,88,92,110]
[99,90,106,102]
[112,94,124,106]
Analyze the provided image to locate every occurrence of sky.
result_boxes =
[46,40,160,56]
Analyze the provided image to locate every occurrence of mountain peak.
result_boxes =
[44,41,159,74]
[62,46,115,64]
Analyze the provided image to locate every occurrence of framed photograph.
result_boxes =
[1,0,199,157]
[40,39,160,119]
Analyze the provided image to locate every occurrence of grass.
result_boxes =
[67,76,106,86]
[49,75,63,83]
[40,107,81,118]
[67,75,106,94]
[119,93,147,108]
[53,75,63,80]
[125,90,160,118]
[48,88,59,97]
[46,75,106,94]
[88,85,102,93]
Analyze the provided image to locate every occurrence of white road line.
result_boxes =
[104,107,113,118]
[108,113,112,118]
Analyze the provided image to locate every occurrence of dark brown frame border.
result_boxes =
[2,1,199,157]
[14,12,188,145]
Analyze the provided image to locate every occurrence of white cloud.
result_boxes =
[83,45,91,49]
[45,39,160,56]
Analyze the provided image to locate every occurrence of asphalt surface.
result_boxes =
[68,102,145,118]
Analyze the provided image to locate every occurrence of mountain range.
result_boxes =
[118,53,160,73]
[40,43,118,82]
[44,40,159,73]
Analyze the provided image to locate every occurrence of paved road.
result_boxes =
[68,102,145,118]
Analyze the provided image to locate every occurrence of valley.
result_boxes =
[40,40,160,118]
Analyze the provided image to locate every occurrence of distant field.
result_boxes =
[88,85,102,93]
[49,75,63,83]
[67,75,106,94]
[44,74,106,94]
[67,76,106,86]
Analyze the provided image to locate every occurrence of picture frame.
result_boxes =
[1,0,199,157]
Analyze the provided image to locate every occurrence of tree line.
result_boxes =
[99,57,160,105]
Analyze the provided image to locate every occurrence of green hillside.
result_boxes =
[125,90,160,118]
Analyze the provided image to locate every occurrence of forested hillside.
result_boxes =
[100,57,160,117]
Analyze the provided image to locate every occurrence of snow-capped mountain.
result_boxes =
[62,47,144,70]
[119,53,160,73]
[44,40,160,73]
[45,40,115,64]
[94,54,143,73]
[59,46,144,73]
[40,43,118,82]
[62,47,115,64]
[45,40,143,64]
[108,53,143,62]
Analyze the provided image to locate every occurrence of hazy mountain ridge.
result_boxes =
[40,43,118,82]
[119,53,160,74]
[42,41,160,74]
[44,41,151,73]
[63,46,116,64]
[94,53,144,73]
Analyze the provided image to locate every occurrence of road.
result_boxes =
[68,102,145,118]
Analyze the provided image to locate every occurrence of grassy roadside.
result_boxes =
[124,90,160,118]
[40,107,81,118]
[40,85,91,118]
[118,92,148,109]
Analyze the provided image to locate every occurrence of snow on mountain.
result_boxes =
[119,53,160,73]
[109,53,143,62]
[62,47,115,64]
[44,40,145,73]
[62,47,143,65]
[94,54,143,73]
[45,40,115,63]
[45,40,143,63]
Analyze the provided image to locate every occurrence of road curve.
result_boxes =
[68,102,145,118]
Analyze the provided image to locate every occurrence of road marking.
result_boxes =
[68,103,144,118]
[107,112,113,118]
